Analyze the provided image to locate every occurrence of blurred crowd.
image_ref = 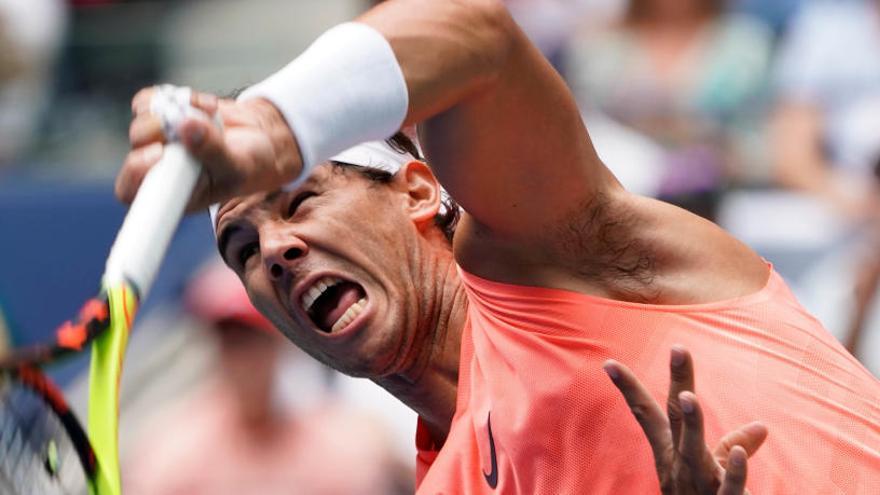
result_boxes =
[1,0,880,492]
[123,261,413,494]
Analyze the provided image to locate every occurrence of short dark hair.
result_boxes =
[330,131,461,243]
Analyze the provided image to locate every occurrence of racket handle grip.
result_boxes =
[103,143,200,298]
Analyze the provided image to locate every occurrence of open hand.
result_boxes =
[604,347,768,495]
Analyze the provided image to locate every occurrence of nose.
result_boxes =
[260,227,308,281]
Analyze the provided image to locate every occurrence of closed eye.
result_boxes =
[237,242,259,267]
[220,227,259,270]
[286,192,317,219]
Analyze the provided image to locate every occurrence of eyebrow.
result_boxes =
[216,190,284,222]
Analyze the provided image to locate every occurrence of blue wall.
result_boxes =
[0,179,216,380]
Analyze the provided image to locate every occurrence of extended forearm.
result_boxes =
[237,0,517,181]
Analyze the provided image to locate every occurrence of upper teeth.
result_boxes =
[300,276,341,313]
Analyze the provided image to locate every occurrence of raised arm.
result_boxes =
[119,1,615,274]
[359,0,612,243]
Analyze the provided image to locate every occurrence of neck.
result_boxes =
[375,246,467,448]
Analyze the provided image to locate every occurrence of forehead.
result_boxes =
[215,190,280,232]
[215,164,373,228]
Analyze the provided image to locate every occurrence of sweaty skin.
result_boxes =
[117,1,772,492]
[214,164,465,443]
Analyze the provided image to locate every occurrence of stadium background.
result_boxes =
[0,0,878,493]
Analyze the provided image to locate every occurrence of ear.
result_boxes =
[396,161,442,228]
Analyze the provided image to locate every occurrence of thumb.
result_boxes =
[713,422,768,466]
[177,117,238,210]
[179,117,225,162]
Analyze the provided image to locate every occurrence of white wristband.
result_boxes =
[238,22,409,189]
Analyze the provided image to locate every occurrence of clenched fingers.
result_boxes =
[131,87,155,116]
[120,117,237,211]
[129,113,165,149]
[122,86,231,209]
[189,90,219,115]
[131,86,218,117]
[116,142,164,203]
[129,89,220,148]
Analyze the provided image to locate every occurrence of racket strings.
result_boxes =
[0,376,89,495]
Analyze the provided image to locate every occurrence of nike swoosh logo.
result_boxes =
[483,412,498,489]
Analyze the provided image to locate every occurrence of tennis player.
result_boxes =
[117,0,880,493]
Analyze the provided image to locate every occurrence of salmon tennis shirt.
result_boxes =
[415,265,880,494]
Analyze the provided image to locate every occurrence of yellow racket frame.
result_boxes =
[87,283,139,495]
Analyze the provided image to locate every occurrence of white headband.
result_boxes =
[329,139,416,174]
[208,139,452,232]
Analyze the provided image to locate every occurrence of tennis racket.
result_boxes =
[0,364,98,494]
[0,85,205,495]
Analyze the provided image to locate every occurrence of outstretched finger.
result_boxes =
[604,360,674,473]
[713,422,768,466]
[667,345,695,451]
[677,391,717,491]
[718,445,749,495]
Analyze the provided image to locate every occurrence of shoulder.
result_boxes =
[454,188,660,302]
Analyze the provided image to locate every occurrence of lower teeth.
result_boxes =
[330,297,367,333]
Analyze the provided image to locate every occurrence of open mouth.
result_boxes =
[300,276,368,333]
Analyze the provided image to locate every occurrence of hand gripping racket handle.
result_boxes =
[102,143,200,298]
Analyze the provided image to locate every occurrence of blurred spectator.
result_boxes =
[370,0,624,70]
[771,0,880,364]
[771,0,880,219]
[125,262,407,495]
[504,0,625,69]
[732,0,811,36]
[0,0,66,166]
[566,0,774,219]
[848,221,880,358]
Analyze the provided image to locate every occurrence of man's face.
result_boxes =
[215,165,426,377]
